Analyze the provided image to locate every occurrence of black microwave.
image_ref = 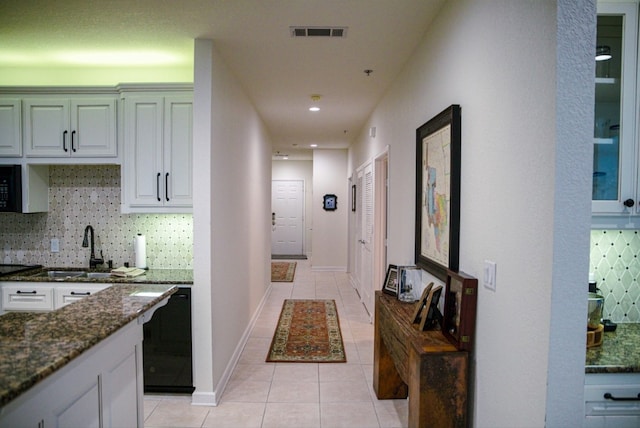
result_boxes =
[0,165,22,212]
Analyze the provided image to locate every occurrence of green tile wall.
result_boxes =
[590,230,640,323]
[0,165,193,269]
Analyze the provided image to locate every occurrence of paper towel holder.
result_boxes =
[134,233,149,270]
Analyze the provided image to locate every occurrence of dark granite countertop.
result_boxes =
[0,282,177,407]
[0,266,193,285]
[586,323,640,374]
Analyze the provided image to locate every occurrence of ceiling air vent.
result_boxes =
[290,26,348,38]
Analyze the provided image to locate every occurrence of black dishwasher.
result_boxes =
[143,287,194,393]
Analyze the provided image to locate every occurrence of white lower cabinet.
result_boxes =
[585,373,640,428]
[0,318,143,428]
[0,282,109,313]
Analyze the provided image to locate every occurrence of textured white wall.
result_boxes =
[192,39,272,405]
[546,0,595,426]
[348,1,592,426]
[312,150,348,270]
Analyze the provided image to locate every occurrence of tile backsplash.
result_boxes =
[0,165,193,269]
[590,230,640,323]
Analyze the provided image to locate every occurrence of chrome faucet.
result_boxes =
[82,225,104,269]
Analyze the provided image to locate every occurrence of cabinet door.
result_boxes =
[164,96,193,207]
[0,98,22,157]
[101,347,139,428]
[71,98,117,157]
[593,3,638,214]
[125,96,165,207]
[51,380,101,428]
[24,98,70,157]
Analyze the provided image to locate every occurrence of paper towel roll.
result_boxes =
[134,234,147,269]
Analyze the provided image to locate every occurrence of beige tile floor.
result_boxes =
[144,259,408,428]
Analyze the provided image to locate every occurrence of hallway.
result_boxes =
[143,259,408,428]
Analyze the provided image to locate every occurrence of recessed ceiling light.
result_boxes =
[309,106,320,112]
[310,144,318,148]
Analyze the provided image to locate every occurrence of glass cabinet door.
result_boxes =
[593,3,637,214]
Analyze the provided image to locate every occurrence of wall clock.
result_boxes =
[323,194,337,211]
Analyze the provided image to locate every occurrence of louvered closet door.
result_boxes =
[355,163,375,314]
[360,163,374,314]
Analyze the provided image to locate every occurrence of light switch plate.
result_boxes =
[483,260,496,291]
[51,238,60,253]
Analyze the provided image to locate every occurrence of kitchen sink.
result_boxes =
[40,271,87,279]
[86,272,112,279]
[31,270,113,280]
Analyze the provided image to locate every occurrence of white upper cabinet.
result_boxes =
[24,97,117,158]
[122,93,192,213]
[0,98,21,157]
[593,3,639,219]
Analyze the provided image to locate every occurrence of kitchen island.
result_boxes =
[0,281,178,427]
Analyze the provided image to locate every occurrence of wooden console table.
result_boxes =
[373,291,469,428]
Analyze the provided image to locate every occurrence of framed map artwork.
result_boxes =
[415,105,461,281]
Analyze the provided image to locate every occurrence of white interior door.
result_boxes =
[271,180,304,256]
[353,162,374,315]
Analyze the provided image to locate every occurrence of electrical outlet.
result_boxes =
[483,260,496,291]
[51,238,60,253]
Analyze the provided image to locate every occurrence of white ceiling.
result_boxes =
[0,0,445,158]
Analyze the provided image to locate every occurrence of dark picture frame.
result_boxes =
[442,269,477,351]
[415,104,461,281]
[419,284,443,331]
[412,282,433,323]
[382,264,399,296]
[323,194,337,211]
[351,185,356,212]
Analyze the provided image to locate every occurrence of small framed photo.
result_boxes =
[398,265,421,302]
[419,284,443,331]
[382,264,399,296]
[412,282,433,323]
[442,270,477,351]
[323,194,337,211]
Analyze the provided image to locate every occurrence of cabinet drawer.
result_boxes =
[54,284,108,309]
[585,373,640,423]
[2,285,54,311]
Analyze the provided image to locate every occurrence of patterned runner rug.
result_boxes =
[266,299,347,363]
[271,262,296,282]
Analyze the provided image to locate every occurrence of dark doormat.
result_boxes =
[271,254,307,260]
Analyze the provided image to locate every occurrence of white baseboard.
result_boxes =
[191,391,217,407]
[311,265,347,272]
